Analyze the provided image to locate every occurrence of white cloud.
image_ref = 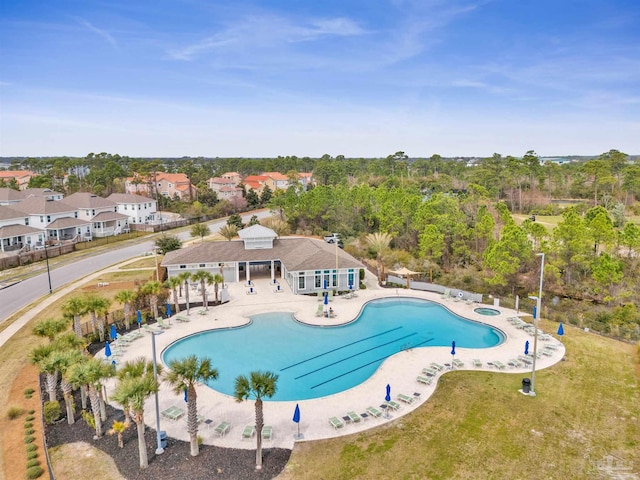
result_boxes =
[73,17,118,47]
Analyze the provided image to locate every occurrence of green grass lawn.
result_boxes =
[279,324,639,480]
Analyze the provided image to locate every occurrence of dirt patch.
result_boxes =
[78,280,139,293]
[49,442,124,480]
[1,363,49,480]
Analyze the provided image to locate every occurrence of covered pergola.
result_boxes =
[389,267,422,288]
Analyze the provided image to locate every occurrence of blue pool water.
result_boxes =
[162,297,504,401]
[474,307,501,316]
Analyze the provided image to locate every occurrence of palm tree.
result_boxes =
[191,270,213,310]
[67,358,115,438]
[212,273,224,303]
[84,295,111,342]
[32,318,69,342]
[365,232,393,283]
[141,281,163,319]
[234,371,279,470]
[164,355,218,456]
[53,349,85,425]
[108,419,129,448]
[219,224,238,241]
[177,272,192,314]
[115,290,137,330]
[62,296,88,337]
[111,358,160,469]
[29,344,60,402]
[166,276,182,313]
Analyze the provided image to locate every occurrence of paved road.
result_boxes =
[0,210,271,323]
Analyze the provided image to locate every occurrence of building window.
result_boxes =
[179,265,186,269]
[199,264,205,268]
[298,275,305,290]
[315,271,321,288]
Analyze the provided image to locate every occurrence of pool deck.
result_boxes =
[101,273,566,451]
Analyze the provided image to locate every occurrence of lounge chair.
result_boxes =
[493,361,507,370]
[452,359,464,368]
[157,318,171,329]
[315,305,324,317]
[385,400,401,411]
[430,362,445,371]
[366,406,383,418]
[440,288,450,299]
[397,393,414,404]
[347,411,361,423]
[215,421,231,437]
[416,375,433,385]
[517,355,533,365]
[175,315,190,322]
[142,324,161,334]
[508,359,523,368]
[329,416,344,429]
[422,367,438,377]
[161,405,185,421]
[261,425,273,441]
[472,359,482,367]
[241,425,255,440]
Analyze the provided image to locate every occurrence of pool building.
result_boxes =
[162,225,365,296]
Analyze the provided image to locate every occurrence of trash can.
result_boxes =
[522,378,531,394]
[159,430,167,449]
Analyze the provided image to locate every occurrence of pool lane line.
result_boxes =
[310,354,392,389]
[279,326,404,371]
[293,332,418,380]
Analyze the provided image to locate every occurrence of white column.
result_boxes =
[270,260,275,283]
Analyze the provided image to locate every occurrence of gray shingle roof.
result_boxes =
[162,237,363,271]
[108,193,155,204]
[91,211,129,222]
[0,205,27,221]
[11,197,76,215]
[0,224,43,238]
[46,217,91,229]
[64,192,117,209]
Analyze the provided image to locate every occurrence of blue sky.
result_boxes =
[1,0,638,158]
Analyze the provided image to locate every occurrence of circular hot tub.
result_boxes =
[474,307,501,316]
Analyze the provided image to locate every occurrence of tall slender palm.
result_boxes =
[141,281,163,319]
[234,371,279,470]
[84,295,111,342]
[32,318,69,342]
[191,270,213,310]
[111,358,160,469]
[219,224,238,241]
[365,232,393,283]
[177,272,192,314]
[212,273,224,303]
[62,296,88,337]
[67,358,115,438]
[53,349,85,424]
[164,355,218,456]
[166,276,182,313]
[115,290,137,330]
[29,344,60,402]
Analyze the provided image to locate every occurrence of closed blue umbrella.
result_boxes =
[137,310,142,328]
[110,324,117,341]
[166,303,172,318]
[293,403,302,439]
[385,384,391,402]
[105,341,112,358]
[184,387,188,403]
[524,340,530,355]
[557,323,564,336]
[451,340,456,368]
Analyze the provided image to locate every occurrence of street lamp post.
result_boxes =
[528,252,545,397]
[44,245,52,294]
[151,330,164,455]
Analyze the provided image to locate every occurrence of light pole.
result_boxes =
[528,252,545,397]
[151,330,164,455]
[44,244,52,294]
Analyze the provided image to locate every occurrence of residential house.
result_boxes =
[296,172,314,190]
[263,172,289,191]
[0,205,43,252]
[125,172,196,201]
[11,197,92,244]
[0,188,27,206]
[242,175,268,194]
[107,193,157,224]
[23,188,65,201]
[63,192,130,237]
[0,170,37,190]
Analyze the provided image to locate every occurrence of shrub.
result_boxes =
[25,415,35,422]
[24,422,33,429]
[6,406,24,420]
[25,428,35,435]
[81,410,96,430]
[24,388,35,397]
[24,435,35,444]
[43,401,61,425]
[26,444,37,452]
[26,465,44,479]
[26,459,40,468]
[28,409,35,415]
[26,451,38,460]
[197,435,203,445]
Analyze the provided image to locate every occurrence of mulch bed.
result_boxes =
[45,392,291,480]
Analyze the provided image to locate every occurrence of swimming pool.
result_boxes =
[162,297,504,401]
[474,307,501,316]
